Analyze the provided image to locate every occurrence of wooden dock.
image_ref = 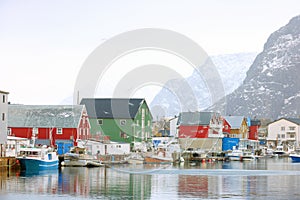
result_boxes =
[0,157,20,171]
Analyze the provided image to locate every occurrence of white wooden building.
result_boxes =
[79,139,130,156]
[267,118,300,151]
[0,90,9,157]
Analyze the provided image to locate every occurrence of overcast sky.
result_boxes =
[1,0,299,105]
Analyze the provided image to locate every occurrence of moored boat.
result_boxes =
[144,140,181,164]
[61,146,99,167]
[126,152,145,164]
[273,146,288,157]
[289,148,300,162]
[289,153,300,162]
[16,146,59,171]
[227,148,243,161]
[241,150,256,161]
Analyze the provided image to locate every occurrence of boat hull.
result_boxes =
[144,156,173,164]
[18,158,58,171]
[290,155,300,162]
[62,159,87,167]
[228,156,241,161]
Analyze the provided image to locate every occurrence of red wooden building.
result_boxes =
[7,105,90,150]
[178,111,223,139]
[248,119,261,140]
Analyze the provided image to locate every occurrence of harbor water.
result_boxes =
[1,157,300,199]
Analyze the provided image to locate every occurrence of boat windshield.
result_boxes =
[19,150,40,156]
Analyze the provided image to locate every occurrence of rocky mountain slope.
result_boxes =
[211,15,300,119]
[150,52,257,118]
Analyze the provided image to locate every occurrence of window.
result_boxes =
[57,128,63,134]
[2,113,4,121]
[7,128,11,136]
[289,126,296,131]
[120,120,126,126]
[281,126,285,131]
[277,134,281,138]
[290,134,295,138]
[97,119,103,125]
[120,132,127,139]
[32,127,38,134]
[281,134,285,139]
[2,95,5,103]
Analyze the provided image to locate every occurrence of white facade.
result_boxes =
[83,140,130,156]
[169,117,178,137]
[267,118,300,148]
[0,90,9,156]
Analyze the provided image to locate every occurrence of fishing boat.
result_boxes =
[16,146,59,171]
[144,140,181,164]
[126,152,145,164]
[62,146,104,167]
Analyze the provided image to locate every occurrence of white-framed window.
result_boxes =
[289,126,296,131]
[2,113,5,121]
[277,134,281,138]
[57,128,63,134]
[281,134,285,139]
[2,95,5,103]
[32,127,38,135]
[281,126,285,131]
[98,119,103,125]
[120,120,126,126]
[7,128,11,136]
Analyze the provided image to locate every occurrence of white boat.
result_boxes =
[17,146,59,171]
[227,149,243,161]
[126,152,145,164]
[241,150,256,161]
[62,146,103,167]
[144,140,181,164]
[273,146,288,157]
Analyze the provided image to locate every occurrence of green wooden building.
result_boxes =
[80,98,153,145]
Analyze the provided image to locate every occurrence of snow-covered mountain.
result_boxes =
[150,52,257,118]
[210,15,300,119]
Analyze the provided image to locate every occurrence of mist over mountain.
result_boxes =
[210,15,300,120]
[150,52,257,119]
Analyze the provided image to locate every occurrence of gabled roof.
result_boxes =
[0,90,9,94]
[8,105,84,128]
[286,118,300,125]
[269,118,300,125]
[177,111,219,125]
[80,98,145,119]
[223,116,245,129]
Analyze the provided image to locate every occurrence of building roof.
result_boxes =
[268,118,300,126]
[0,90,9,94]
[286,118,300,125]
[8,105,85,128]
[80,98,146,119]
[223,116,245,129]
[250,119,261,126]
[177,111,219,125]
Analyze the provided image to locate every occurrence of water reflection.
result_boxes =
[1,158,300,199]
